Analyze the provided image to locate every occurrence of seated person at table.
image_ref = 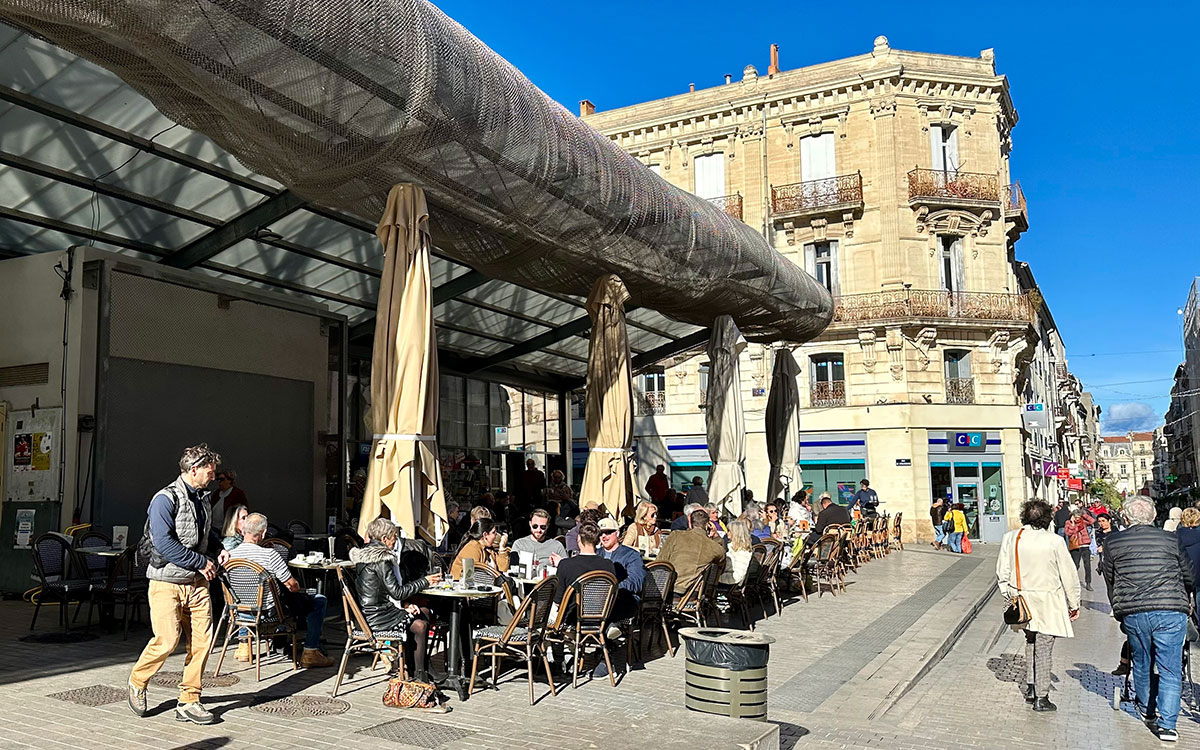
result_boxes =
[765,501,788,539]
[220,504,249,552]
[511,508,566,566]
[351,517,442,683]
[806,493,852,548]
[657,508,726,598]
[621,501,662,552]
[227,513,333,668]
[552,521,616,611]
[469,504,492,525]
[719,519,754,585]
[436,501,467,554]
[706,503,729,539]
[741,501,772,542]
[566,504,605,554]
[670,503,703,531]
[451,518,510,578]
[596,517,643,620]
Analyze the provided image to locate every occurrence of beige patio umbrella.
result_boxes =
[706,314,747,518]
[358,184,448,544]
[578,274,636,519]
[765,347,802,502]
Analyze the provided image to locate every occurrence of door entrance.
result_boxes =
[956,483,979,540]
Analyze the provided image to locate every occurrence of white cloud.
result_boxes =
[1102,402,1161,435]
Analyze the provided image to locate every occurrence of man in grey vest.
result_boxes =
[128,444,229,725]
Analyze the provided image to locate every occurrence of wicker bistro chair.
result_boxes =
[725,546,767,630]
[29,533,93,630]
[469,576,559,705]
[835,525,857,576]
[784,545,810,603]
[666,559,725,640]
[891,512,904,551]
[74,529,114,584]
[261,537,292,560]
[853,522,872,565]
[624,561,677,660]
[756,542,784,618]
[545,571,620,688]
[211,559,300,681]
[808,532,844,597]
[85,546,148,639]
[328,566,409,697]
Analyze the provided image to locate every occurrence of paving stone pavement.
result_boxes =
[6,544,1181,749]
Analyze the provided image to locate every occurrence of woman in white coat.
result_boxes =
[996,498,1082,712]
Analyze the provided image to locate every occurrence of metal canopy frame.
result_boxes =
[0,26,707,392]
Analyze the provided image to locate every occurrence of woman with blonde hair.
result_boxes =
[220,504,249,551]
[719,519,755,585]
[621,501,662,552]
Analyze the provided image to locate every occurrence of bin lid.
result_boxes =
[677,627,776,646]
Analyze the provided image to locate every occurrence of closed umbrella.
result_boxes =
[578,274,635,519]
[765,348,801,502]
[359,184,448,544]
[706,314,747,518]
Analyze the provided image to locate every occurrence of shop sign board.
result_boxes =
[950,432,984,452]
[1067,477,1084,491]
[1042,461,1059,478]
[1057,467,1071,480]
[1022,404,1047,430]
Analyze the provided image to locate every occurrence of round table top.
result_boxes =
[292,533,333,540]
[77,546,125,557]
[288,558,354,569]
[422,584,502,599]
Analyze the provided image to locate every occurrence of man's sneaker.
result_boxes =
[1111,661,1131,676]
[301,648,334,668]
[127,682,147,717]
[592,661,610,679]
[1022,683,1036,704]
[1031,697,1057,712]
[175,701,216,725]
[1156,727,1178,743]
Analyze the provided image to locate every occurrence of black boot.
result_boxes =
[1111,661,1130,677]
[1023,683,1036,703]
[1032,696,1057,712]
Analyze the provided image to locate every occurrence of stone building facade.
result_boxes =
[1098,432,1156,496]
[581,37,1092,542]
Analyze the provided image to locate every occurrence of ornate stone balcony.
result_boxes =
[811,380,846,408]
[946,377,975,404]
[908,168,1002,206]
[708,193,743,221]
[771,173,863,219]
[832,289,1039,325]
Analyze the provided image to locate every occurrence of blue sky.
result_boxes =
[438,0,1200,433]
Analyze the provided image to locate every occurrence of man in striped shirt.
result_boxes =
[227,513,333,668]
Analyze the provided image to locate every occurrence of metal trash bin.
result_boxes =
[679,627,775,720]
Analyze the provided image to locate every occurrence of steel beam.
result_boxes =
[348,269,492,342]
[562,328,709,391]
[161,190,306,268]
[464,315,592,373]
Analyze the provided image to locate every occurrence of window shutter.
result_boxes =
[946,127,960,172]
[803,243,817,276]
[952,238,966,294]
[930,125,944,171]
[829,240,841,297]
[821,133,836,179]
[800,136,815,182]
[694,153,725,200]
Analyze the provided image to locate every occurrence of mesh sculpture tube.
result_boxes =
[1,0,833,342]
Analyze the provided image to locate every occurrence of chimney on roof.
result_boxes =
[689,82,695,93]
[768,43,780,75]
[724,73,732,85]
[579,99,595,117]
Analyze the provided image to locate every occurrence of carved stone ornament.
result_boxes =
[858,328,878,372]
[886,326,905,380]
[988,330,1010,373]
[916,208,993,238]
[906,327,938,371]
[870,97,897,118]
[811,217,828,242]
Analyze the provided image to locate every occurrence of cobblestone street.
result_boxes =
[0,545,1194,750]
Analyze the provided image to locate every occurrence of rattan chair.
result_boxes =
[327,566,406,697]
[469,576,558,704]
[29,533,92,631]
[261,537,292,560]
[625,560,677,660]
[891,512,904,551]
[808,532,843,597]
[725,546,766,629]
[784,544,810,603]
[85,546,148,639]
[211,559,299,681]
[73,529,113,584]
[756,542,783,618]
[545,571,619,688]
[666,559,723,639]
[287,520,312,534]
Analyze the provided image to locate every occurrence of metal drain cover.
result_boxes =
[48,684,127,707]
[152,671,241,688]
[356,718,474,748]
[250,696,351,717]
[20,631,99,644]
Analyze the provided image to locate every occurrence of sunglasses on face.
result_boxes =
[530,523,548,529]
[601,529,618,535]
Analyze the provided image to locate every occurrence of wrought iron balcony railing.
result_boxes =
[811,380,846,408]
[637,390,667,416]
[832,289,1039,325]
[708,193,743,221]
[946,378,975,405]
[908,168,1002,203]
[1005,182,1027,216]
[771,172,863,216]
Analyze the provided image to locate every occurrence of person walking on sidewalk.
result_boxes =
[996,499,1081,713]
[1064,508,1096,591]
[930,498,947,550]
[944,503,968,553]
[1100,498,1196,742]
[128,444,229,725]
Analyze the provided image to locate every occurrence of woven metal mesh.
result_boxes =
[0,0,832,342]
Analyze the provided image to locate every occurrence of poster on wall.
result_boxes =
[836,482,855,506]
[14,509,35,549]
[31,433,52,471]
[12,433,31,470]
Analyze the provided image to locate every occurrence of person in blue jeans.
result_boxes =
[1100,497,1195,742]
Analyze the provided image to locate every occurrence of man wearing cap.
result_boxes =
[596,516,644,613]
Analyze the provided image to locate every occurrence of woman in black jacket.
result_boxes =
[350,517,442,681]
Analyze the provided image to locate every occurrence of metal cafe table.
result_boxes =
[423,583,502,701]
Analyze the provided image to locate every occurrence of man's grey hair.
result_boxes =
[704,503,719,513]
[1122,498,1157,527]
[682,502,702,517]
[243,512,268,538]
[743,500,762,516]
[179,443,221,473]
[445,500,459,514]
